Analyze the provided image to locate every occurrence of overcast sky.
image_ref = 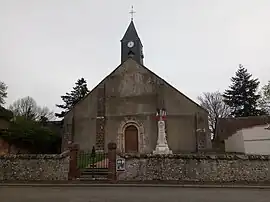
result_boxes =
[1,0,270,115]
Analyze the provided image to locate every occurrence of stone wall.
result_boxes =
[0,151,69,181]
[118,153,270,183]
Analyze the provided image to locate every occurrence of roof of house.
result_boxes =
[46,120,63,137]
[0,106,13,120]
[216,116,270,141]
[64,58,207,118]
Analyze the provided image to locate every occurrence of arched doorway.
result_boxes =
[125,125,138,153]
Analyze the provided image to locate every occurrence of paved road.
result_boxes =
[1,186,270,202]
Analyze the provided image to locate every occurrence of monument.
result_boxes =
[153,109,172,154]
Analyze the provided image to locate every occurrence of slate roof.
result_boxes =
[0,106,13,121]
[121,20,140,41]
[215,116,270,141]
[46,120,63,137]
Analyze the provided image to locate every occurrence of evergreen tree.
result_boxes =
[223,64,263,117]
[56,78,89,118]
[0,81,7,106]
[258,80,270,115]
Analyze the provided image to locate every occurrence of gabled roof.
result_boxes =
[64,58,207,117]
[216,116,270,141]
[121,21,140,41]
[0,106,13,121]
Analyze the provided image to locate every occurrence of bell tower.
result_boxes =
[121,7,144,65]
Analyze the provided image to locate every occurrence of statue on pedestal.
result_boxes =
[153,109,172,154]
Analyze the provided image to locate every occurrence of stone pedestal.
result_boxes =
[153,120,172,154]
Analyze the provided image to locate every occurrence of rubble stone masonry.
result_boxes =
[117,153,270,183]
[0,151,69,181]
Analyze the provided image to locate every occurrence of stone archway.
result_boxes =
[117,117,146,153]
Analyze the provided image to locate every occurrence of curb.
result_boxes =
[1,183,270,189]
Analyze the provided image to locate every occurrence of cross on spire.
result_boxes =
[129,6,136,21]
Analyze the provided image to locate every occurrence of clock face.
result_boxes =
[127,41,134,48]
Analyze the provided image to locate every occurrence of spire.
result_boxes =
[121,20,140,41]
[120,7,144,65]
[121,6,140,41]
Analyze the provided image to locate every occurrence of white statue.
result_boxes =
[153,109,172,154]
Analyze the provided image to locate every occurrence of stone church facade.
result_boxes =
[62,20,211,154]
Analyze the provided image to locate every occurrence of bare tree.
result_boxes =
[0,81,7,106]
[198,91,231,139]
[9,96,54,121]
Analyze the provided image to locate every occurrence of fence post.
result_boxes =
[68,143,80,180]
[108,142,117,183]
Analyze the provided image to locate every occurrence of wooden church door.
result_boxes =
[125,125,138,153]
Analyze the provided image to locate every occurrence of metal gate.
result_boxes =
[77,146,109,180]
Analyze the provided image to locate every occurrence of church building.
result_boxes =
[62,19,211,154]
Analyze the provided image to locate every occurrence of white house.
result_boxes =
[225,124,270,155]
[215,116,270,155]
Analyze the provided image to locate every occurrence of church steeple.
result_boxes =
[121,21,140,41]
[121,7,144,65]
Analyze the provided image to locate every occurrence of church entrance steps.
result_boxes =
[77,146,109,181]
[80,168,109,181]
[85,158,109,168]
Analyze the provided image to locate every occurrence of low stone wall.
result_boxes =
[117,153,270,183]
[0,151,70,181]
